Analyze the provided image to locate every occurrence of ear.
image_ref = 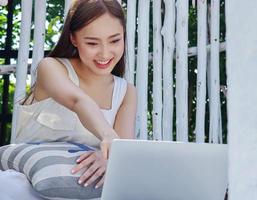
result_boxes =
[70,34,77,47]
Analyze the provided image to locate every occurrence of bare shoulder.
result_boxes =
[123,82,137,105]
[37,57,67,75]
[35,57,71,99]
[38,57,59,67]
[127,83,137,96]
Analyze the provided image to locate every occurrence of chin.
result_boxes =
[94,68,113,76]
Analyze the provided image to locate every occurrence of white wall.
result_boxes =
[226,1,257,199]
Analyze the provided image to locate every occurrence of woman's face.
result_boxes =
[71,13,124,76]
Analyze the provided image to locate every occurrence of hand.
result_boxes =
[71,151,107,188]
[101,129,120,159]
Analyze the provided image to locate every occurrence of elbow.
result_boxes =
[67,93,86,113]
[68,93,98,114]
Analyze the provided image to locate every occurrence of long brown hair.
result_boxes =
[48,0,126,77]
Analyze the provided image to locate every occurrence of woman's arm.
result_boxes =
[114,83,137,139]
[36,57,119,146]
[72,83,137,188]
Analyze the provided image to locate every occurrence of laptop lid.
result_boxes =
[101,139,228,200]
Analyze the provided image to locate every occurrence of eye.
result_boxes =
[86,42,98,46]
[111,39,121,44]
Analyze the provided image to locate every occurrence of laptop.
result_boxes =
[101,139,228,200]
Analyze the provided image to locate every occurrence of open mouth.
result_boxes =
[94,58,114,69]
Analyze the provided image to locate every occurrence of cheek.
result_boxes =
[116,43,125,57]
[77,46,97,59]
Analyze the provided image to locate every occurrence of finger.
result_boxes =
[76,151,94,163]
[95,174,105,189]
[71,154,95,174]
[83,167,105,187]
[72,155,95,173]
[79,163,100,185]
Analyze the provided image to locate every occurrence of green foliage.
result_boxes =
[0,77,15,143]
[0,6,7,49]
[45,0,65,49]
[12,2,22,49]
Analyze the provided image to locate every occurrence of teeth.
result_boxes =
[96,60,110,65]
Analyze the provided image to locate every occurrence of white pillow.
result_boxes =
[0,142,102,199]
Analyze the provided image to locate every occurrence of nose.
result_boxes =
[98,44,111,59]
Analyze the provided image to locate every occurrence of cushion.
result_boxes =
[0,142,102,199]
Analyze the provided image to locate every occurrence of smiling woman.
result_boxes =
[0,0,137,199]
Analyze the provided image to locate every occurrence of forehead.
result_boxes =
[76,13,124,38]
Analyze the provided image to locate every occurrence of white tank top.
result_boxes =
[15,58,127,149]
